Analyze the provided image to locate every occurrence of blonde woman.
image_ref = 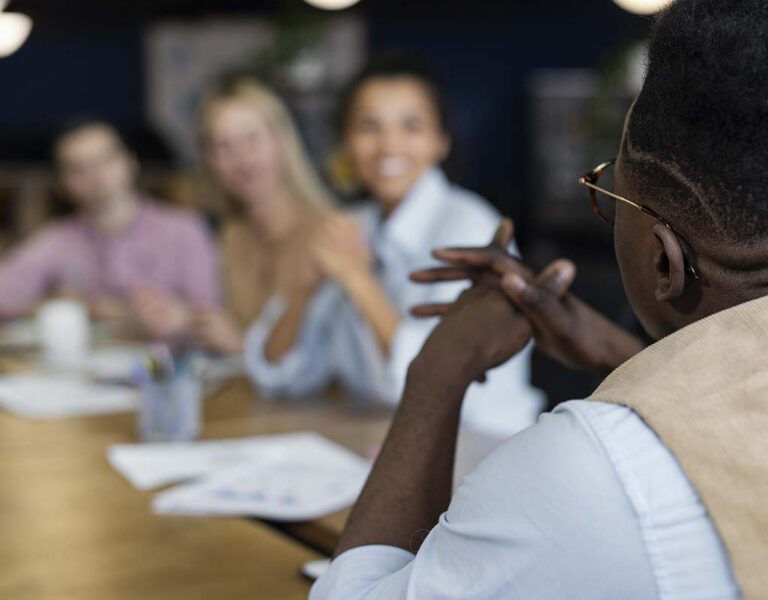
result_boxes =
[191,79,333,354]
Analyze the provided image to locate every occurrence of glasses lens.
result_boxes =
[592,166,616,224]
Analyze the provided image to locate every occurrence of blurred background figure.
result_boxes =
[245,56,545,435]
[192,78,334,355]
[0,0,662,406]
[0,120,220,340]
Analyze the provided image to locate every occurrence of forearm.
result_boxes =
[335,355,469,556]
[341,273,400,354]
[264,291,314,363]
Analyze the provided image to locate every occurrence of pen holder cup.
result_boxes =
[137,374,202,443]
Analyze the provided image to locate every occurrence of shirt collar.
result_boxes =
[376,168,450,256]
[81,199,149,241]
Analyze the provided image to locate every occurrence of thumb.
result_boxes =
[500,260,575,311]
[534,259,576,299]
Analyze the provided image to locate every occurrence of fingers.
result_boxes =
[500,260,576,321]
[432,246,513,268]
[533,259,576,299]
[432,247,532,280]
[491,218,515,248]
[410,303,451,318]
[431,247,488,264]
[409,266,479,284]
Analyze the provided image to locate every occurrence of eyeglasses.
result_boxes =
[579,158,700,280]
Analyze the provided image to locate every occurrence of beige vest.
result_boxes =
[589,295,768,599]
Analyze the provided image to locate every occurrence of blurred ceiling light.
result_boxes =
[0,12,31,58]
[303,0,362,10]
[612,0,673,15]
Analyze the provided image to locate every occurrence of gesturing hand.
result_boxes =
[412,222,533,387]
[411,219,645,374]
[311,213,373,287]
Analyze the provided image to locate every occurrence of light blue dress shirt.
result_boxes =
[245,169,545,436]
[310,400,739,599]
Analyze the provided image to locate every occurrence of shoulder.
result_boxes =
[560,400,739,598]
[560,400,695,501]
[452,405,639,539]
[435,182,502,245]
[446,183,500,221]
[21,218,83,250]
[425,405,658,598]
[459,403,626,497]
[557,400,703,511]
[141,201,211,239]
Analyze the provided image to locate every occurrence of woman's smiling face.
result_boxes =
[343,76,450,212]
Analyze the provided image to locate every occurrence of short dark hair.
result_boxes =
[336,54,452,138]
[52,117,128,159]
[623,0,768,244]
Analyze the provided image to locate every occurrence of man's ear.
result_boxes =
[652,223,686,302]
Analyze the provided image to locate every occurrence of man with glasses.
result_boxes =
[311,0,766,597]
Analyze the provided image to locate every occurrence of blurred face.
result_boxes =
[56,125,137,210]
[205,99,283,222]
[344,76,450,211]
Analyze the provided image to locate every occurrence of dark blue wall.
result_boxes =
[0,23,142,160]
[369,5,643,217]
[0,4,645,204]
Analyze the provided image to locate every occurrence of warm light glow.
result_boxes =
[612,0,673,15]
[0,12,31,58]
[303,0,362,10]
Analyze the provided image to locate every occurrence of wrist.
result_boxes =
[336,267,376,294]
[407,351,475,402]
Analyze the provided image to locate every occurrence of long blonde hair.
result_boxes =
[201,78,334,212]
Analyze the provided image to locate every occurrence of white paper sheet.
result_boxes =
[0,319,38,349]
[0,373,139,420]
[151,433,371,521]
[108,434,300,490]
[108,432,369,489]
[108,432,371,521]
[86,345,151,382]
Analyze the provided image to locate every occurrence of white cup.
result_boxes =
[37,300,90,371]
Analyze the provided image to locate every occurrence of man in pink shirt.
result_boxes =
[0,120,221,340]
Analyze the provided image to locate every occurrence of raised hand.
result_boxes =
[411,219,645,374]
[414,279,533,388]
[311,213,373,286]
[410,218,529,316]
[405,220,530,384]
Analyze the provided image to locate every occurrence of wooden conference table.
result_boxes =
[0,377,394,600]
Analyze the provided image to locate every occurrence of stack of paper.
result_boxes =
[109,432,371,521]
[0,373,138,419]
[0,319,38,350]
[86,345,151,382]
